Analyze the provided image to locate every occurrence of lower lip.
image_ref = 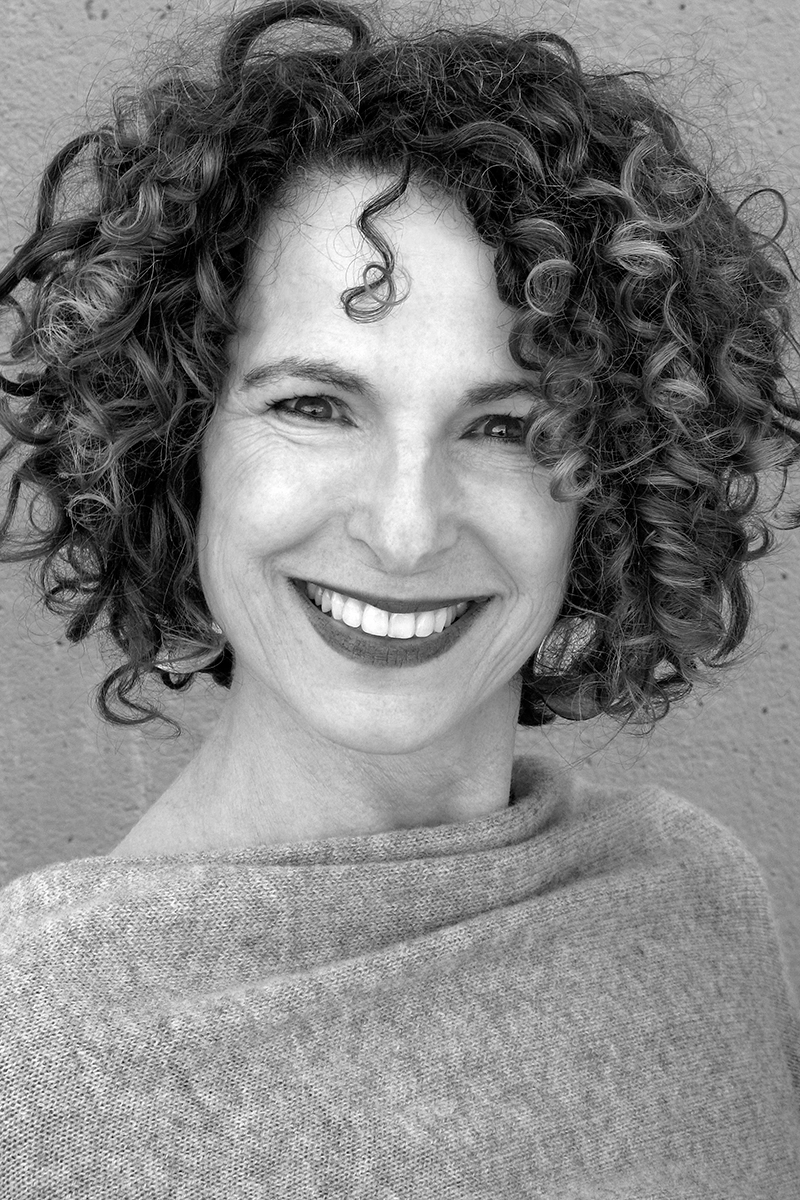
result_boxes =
[290,580,489,668]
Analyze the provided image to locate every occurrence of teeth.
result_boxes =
[387,612,418,639]
[414,611,436,638]
[341,597,364,629]
[303,582,471,639]
[361,604,389,637]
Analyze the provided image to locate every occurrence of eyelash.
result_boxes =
[265,395,530,447]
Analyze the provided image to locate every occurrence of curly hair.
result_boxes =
[0,0,798,730]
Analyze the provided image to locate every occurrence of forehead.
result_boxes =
[232,171,519,376]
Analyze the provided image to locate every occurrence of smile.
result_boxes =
[303,581,471,639]
[289,579,490,668]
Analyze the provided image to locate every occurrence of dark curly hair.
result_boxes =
[0,0,798,730]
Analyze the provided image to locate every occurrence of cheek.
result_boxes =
[196,431,334,592]
[549,501,578,578]
[554,507,578,578]
[513,499,577,610]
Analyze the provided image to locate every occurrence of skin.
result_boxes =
[112,170,578,856]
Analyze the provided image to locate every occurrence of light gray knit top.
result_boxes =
[1,755,798,1198]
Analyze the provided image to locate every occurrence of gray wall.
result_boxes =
[1,0,798,994]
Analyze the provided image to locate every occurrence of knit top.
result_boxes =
[1,754,798,1198]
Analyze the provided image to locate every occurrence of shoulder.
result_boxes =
[0,853,193,981]
[561,765,798,1014]
[523,756,800,1046]
[563,760,769,884]
[518,754,786,948]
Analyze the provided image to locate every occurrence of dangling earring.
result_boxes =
[534,615,595,674]
[154,620,226,674]
[532,623,563,674]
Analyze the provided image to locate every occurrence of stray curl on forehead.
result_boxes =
[241,163,492,315]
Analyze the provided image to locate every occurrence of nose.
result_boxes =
[345,434,460,573]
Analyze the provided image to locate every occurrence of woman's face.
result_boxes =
[197,171,578,753]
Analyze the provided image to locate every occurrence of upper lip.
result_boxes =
[295,579,491,614]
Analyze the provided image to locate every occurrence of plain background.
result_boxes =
[0,0,798,996]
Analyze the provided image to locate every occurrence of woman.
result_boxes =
[0,0,798,1194]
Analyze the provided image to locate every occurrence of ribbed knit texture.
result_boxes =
[0,755,798,1198]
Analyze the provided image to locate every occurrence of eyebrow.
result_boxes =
[239,355,542,409]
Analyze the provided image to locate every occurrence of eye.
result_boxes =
[265,395,530,447]
[470,414,529,446]
[265,395,346,422]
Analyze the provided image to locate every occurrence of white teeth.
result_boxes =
[361,604,389,636]
[414,611,436,638]
[341,597,364,629]
[303,582,474,639]
[387,612,417,639]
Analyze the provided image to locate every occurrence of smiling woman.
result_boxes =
[0,0,799,1195]
[179,170,577,802]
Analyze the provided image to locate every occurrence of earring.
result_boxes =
[154,620,226,673]
[534,616,594,673]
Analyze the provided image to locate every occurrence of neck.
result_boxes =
[113,675,522,857]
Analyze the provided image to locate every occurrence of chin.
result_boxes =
[300,695,455,757]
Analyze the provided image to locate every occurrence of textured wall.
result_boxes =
[1,0,798,992]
